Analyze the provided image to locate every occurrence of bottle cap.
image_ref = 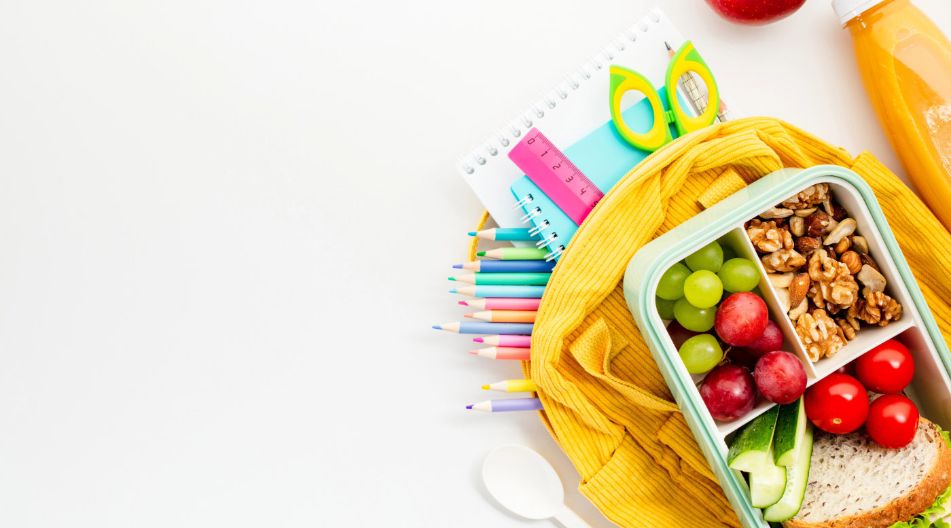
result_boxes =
[832,0,886,26]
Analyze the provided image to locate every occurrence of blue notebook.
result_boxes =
[509,94,666,260]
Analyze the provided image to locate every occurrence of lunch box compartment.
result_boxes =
[623,166,951,528]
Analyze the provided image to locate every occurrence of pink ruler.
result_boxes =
[507,128,603,224]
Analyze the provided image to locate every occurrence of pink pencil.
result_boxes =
[470,346,531,361]
[473,335,532,347]
[459,298,541,311]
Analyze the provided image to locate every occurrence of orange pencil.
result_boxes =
[465,310,537,323]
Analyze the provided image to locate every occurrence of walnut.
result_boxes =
[806,211,831,237]
[762,249,806,273]
[747,220,793,253]
[852,291,903,327]
[840,251,862,274]
[796,236,822,255]
[808,249,859,313]
[807,249,839,282]
[796,309,847,361]
[837,318,858,341]
[783,183,830,210]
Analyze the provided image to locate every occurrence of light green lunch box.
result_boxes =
[622,165,951,527]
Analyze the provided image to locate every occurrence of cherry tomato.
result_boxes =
[804,373,869,434]
[854,339,914,394]
[866,394,919,448]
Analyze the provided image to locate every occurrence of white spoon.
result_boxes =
[482,445,592,527]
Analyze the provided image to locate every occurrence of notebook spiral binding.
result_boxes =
[458,9,663,178]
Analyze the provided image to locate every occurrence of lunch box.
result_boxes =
[622,165,951,528]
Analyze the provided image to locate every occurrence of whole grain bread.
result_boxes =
[784,418,951,528]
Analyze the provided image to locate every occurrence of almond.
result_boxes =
[789,272,810,308]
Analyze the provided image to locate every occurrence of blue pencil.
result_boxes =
[450,285,545,298]
[453,260,556,273]
[432,321,534,335]
[468,228,539,241]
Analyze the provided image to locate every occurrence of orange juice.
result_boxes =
[835,0,951,231]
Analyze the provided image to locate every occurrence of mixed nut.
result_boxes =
[745,183,903,362]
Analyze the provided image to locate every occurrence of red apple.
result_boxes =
[705,0,806,25]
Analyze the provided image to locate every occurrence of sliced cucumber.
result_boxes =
[763,423,814,522]
[749,445,786,508]
[728,406,779,473]
[774,398,807,467]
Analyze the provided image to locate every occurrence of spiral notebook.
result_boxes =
[457,8,728,256]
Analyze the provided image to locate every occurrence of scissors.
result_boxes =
[609,41,720,152]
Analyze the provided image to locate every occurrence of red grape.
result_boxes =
[754,351,807,404]
[715,292,768,346]
[699,364,756,422]
[744,320,784,355]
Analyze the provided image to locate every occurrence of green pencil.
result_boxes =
[477,247,549,260]
[449,272,551,286]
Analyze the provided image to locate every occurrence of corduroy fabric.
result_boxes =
[508,117,951,528]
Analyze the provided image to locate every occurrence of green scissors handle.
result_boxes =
[609,41,720,152]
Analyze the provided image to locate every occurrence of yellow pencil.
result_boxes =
[465,310,537,323]
[482,379,537,393]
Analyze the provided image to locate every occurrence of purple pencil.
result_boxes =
[466,397,543,412]
[473,335,532,347]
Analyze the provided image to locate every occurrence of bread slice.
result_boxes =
[784,418,951,528]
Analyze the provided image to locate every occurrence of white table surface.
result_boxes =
[0,1,948,526]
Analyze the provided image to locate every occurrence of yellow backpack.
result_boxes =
[468,117,951,528]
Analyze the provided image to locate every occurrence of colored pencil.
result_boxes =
[450,285,545,298]
[433,321,534,335]
[468,228,539,241]
[449,272,550,286]
[466,310,536,323]
[453,260,555,273]
[466,397,543,412]
[482,379,537,393]
[459,298,541,311]
[477,247,549,260]
[473,335,532,347]
[469,346,531,360]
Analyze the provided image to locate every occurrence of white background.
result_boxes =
[0,1,947,526]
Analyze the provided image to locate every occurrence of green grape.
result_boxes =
[656,297,676,320]
[683,270,723,308]
[657,263,690,300]
[718,258,760,293]
[673,298,715,332]
[679,334,723,374]
[685,241,724,272]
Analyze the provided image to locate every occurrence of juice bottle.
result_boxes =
[834,0,951,231]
